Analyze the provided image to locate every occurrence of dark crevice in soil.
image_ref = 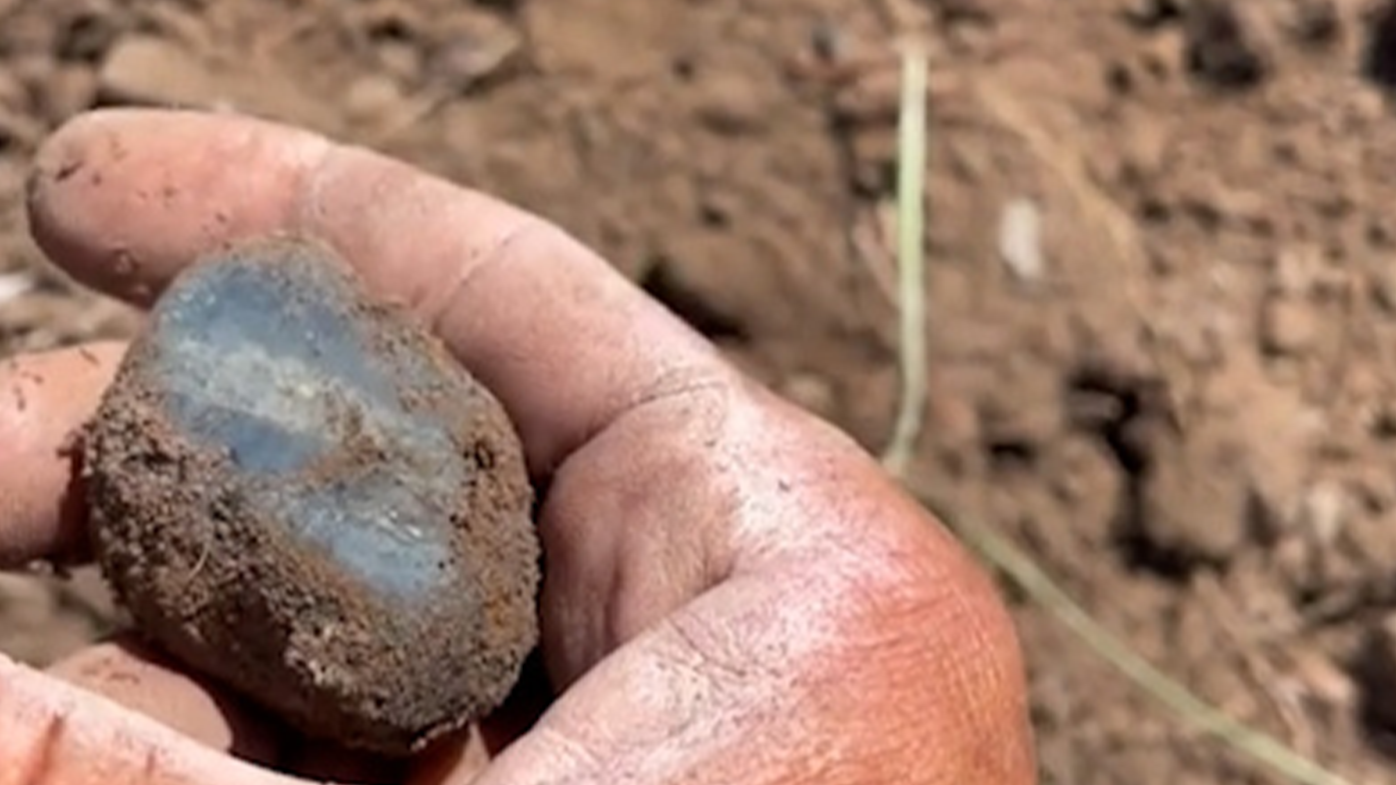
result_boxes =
[1184,0,1271,90]
[1349,628,1396,764]
[366,16,415,43]
[1292,1,1342,48]
[1067,363,1201,582]
[1115,515,1204,580]
[1364,0,1396,91]
[1122,0,1184,30]
[987,438,1038,471]
[926,0,997,31]
[638,259,749,342]
[56,12,121,64]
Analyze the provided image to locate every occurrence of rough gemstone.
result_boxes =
[82,237,540,756]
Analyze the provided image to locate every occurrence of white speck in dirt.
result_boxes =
[0,273,35,309]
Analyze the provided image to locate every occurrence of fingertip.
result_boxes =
[28,109,157,303]
[0,343,125,567]
[27,108,327,306]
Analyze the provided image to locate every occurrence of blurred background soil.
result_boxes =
[8,0,1396,782]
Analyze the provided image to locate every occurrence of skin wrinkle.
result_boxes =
[441,222,735,476]
[518,723,609,782]
[539,383,741,674]
[635,652,718,758]
[426,219,540,338]
[287,137,355,264]
[16,711,66,785]
[264,127,336,249]
[141,748,159,780]
[510,269,734,477]
[298,143,539,335]
[291,140,530,329]
[618,591,793,766]
[519,635,726,785]
[614,370,735,435]
[608,581,854,785]
[659,579,796,692]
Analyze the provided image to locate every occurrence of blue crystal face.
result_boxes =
[148,249,466,601]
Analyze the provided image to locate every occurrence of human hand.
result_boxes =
[0,109,1035,784]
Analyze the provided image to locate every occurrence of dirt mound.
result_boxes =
[5,0,1396,782]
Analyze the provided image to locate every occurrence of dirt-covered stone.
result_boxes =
[81,238,540,756]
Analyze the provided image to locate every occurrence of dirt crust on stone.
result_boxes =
[81,238,540,756]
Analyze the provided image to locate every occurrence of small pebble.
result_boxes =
[998,197,1045,283]
[344,74,404,125]
[1259,296,1319,356]
[37,63,99,124]
[1185,0,1271,90]
[97,35,219,108]
[0,273,35,309]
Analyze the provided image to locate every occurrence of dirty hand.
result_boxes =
[0,109,1034,784]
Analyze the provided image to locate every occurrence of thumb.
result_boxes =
[446,488,1033,785]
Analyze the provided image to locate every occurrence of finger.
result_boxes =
[27,108,733,476]
[0,343,125,568]
[45,636,281,766]
[0,652,317,785]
